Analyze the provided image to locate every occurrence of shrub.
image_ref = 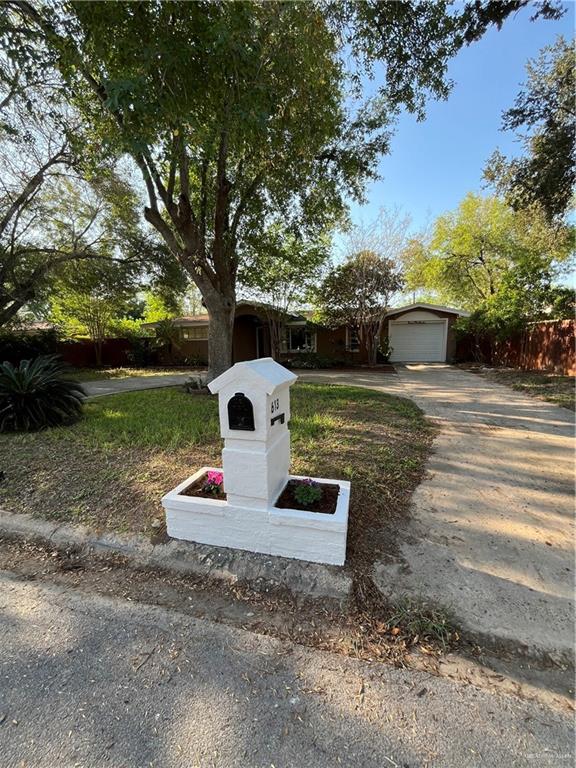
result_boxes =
[377,337,393,363]
[283,352,339,369]
[0,329,59,365]
[126,336,156,367]
[0,355,86,432]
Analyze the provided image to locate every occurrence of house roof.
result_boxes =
[385,303,470,318]
[208,357,297,395]
[12,320,56,335]
[143,302,469,331]
[141,314,209,329]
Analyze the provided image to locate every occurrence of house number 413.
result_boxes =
[270,398,280,414]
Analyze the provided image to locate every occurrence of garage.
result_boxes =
[385,305,468,363]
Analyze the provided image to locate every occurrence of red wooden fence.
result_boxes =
[57,338,133,368]
[456,320,575,375]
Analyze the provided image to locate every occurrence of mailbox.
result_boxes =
[208,358,297,508]
[227,392,255,431]
[163,355,350,566]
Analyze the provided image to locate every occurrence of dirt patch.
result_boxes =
[275,479,339,514]
[458,364,575,411]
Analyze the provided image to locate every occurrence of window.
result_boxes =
[182,326,208,341]
[287,325,316,352]
[346,326,360,352]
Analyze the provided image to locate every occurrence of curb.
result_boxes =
[0,510,352,603]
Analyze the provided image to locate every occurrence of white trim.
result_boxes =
[386,303,469,318]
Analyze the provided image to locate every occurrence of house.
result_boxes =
[146,301,469,365]
[385,304,470,362]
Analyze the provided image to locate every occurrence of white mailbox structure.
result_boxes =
[161,358,350,565]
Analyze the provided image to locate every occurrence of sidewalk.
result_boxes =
[83,372,194,398]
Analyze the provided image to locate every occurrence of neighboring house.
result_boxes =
[144,301,468,364]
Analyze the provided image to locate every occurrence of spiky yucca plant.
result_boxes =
[0,355,86,432]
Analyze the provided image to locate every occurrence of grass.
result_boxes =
[461,365,575,411]
[0,383,434,571]
[385,595,456,647]
[68,366,201,382]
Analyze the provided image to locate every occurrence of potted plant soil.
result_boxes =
[275,477,339,515]
[182,470,226,500]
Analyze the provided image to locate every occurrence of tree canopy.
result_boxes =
[315,249,405,364]
[1,0,562,376]
[240,223,329,359]
[483,36,575,222]
[402,193,574,334]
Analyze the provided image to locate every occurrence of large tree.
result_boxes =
[0,67,177,326]
[3,0,564,377]
[0,162,172,326]
[483,36,575,222]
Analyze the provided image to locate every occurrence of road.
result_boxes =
[0,570,572,768]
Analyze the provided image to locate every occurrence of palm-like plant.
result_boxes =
[0,355,86,432]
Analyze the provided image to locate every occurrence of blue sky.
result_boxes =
[344,2,574,236]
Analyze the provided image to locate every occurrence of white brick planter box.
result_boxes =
[162,467,350,566]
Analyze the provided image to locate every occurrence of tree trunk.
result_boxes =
[368,334,378,366]
[0,300,24,328]
[267,314,283,361]
[204,292,235,380]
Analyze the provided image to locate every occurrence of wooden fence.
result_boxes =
[456,320,575,375]
[57,338,135,368]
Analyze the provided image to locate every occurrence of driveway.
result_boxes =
[302,365,574,659]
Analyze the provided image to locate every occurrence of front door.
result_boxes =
[256,324,271,358]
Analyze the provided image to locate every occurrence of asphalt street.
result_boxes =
[0,570,573,768]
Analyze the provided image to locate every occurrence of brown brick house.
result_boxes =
[146,301,468,365]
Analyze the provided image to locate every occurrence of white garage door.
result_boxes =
[389,320,446,362]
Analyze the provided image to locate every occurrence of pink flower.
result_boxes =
[205,470,223,486]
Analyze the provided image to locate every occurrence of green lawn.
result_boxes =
[68,366,201,382]
[0,383,434,570]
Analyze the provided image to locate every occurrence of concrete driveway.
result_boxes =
[302,365,574,660]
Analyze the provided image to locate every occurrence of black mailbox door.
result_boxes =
[227,392,255,431]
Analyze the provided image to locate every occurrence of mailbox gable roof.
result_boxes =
[208,357,297,395]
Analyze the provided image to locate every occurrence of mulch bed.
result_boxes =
[181,474,339,514]
[275,479,339,514]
